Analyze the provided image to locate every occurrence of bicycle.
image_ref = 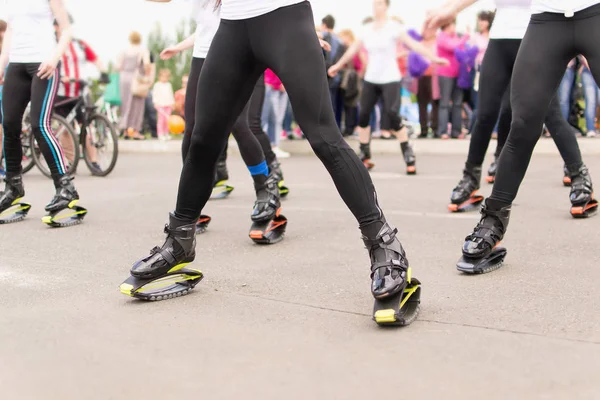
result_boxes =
[95,94,120,131]
[30,78,119,178]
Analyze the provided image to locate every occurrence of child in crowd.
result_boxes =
[152,69,175,141]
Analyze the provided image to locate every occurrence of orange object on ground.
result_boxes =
[168,115,185,134]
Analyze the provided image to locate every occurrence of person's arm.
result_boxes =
[357,50,367,77]
[398,31,448,65]
[0,24,13,78]
[78,40,109,83]
[328,39,362,77]
[160,33,196,60]
[79,40,107,73]
[425,0,479,30]
[38,0,72,79]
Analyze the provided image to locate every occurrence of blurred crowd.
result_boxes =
[2,7,598,167]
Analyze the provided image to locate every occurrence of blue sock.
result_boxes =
[248,161,269,186]
[247,160,269,178]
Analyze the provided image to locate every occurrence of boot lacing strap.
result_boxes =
[145,224,195,268]
[466,207,509,249]
[363,227,408,277]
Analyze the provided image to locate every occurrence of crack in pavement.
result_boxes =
[2,259,598,346]
[231,291,600,346]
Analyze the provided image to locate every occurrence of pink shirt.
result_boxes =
[264,68,283,91]
[436,32,469,78]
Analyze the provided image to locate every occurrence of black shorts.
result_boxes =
[358,81,402,131]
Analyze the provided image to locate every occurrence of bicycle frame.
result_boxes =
[53,81,97,148]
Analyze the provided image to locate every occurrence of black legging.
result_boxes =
[2,63,68,180]
[491,5,600,205]
[494,89,511,158]
[467,39,582,171]
[181,57,264,167]
[175,1,381,226]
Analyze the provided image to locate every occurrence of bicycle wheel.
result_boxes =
[82,113,119,177]
[31,114,80,178]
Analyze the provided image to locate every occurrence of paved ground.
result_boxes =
[1,150,599,399]
[119,134,600,156]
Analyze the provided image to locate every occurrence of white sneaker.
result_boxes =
[586,130,597,138]
[273,147,290,158]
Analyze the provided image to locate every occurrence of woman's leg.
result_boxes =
[356,82,380,164]
[357,81,379,138]
[580,67,598,133]
[130,96,146,134]
[231,99,266,168]
[489,19,577,207]
[344,105,358,136]
[431,99,439,134]
[250,1,412,299]
[156,106,167,138]
[248,76,277,165]
[450,41,518,208]
[118,75,132,132]
[579,10,600,122]
[231,91,282,221]
[0,64,31,212]
[466,40,520,166]
[437,76,453,137]
[174,20,266,221]
[1,64,32,177]
[417,76,432,136]
[181,58,204,162]
[450,80,464,138]
[29,65,69,180]
[494,88,512,158]
[381,81,415,171]
[380,81,402,132]
[251,4,382,228]
[544,94,583,168]
[461,18,577,263]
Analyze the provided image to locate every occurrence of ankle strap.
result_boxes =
[362,224,398,247]
[163,223,195,239]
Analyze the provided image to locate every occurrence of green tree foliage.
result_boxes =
[147,18,196,91]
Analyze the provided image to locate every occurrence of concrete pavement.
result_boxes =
[0,152,599,399]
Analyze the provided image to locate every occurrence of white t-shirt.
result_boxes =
[191,0,220,59]
[489,0,531,40]
[4,0,56,63]
[220,0,304,20]
[152,81,175,107]
[359,20,404,85]
[531,0,600,14]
